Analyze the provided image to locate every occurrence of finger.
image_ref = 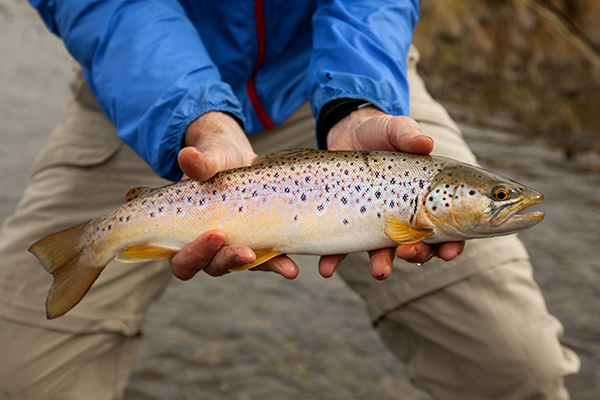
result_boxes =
[368,248,394,280]
[201,244,256,277]
[318,254,347,278]
[395,242,435,264]
[250,255,300,279]
[387,117,434,155]
[170,230,227,280]
[437,241,466,261]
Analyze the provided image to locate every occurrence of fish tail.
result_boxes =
[29,221,105,319]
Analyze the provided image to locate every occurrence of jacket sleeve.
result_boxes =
[29,0,245,181]
[308,0,420,121]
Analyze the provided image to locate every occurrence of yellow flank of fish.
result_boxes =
[29,149,545,319]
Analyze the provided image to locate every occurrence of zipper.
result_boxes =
[246,0,276,130]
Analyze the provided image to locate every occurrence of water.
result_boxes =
[1,2,599,399]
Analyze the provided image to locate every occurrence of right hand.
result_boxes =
[169,111,301,281]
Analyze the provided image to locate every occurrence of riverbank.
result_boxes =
[414,0,600,161]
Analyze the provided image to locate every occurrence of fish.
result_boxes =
[29,149,544,319]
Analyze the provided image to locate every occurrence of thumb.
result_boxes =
[178,146,220,181]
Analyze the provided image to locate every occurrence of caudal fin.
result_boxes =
[29,222,105,319]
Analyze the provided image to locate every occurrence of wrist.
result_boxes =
[323,102,385,149]
[316,99,374,149]
[184,111,245,148]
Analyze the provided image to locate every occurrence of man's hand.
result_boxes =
[317,105,465,280]
[170,111,301,280]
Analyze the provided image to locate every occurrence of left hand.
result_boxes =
[317,105,465,280]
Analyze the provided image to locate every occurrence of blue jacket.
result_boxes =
[29,0,419,181]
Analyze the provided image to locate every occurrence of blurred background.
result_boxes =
[1,0,599,399]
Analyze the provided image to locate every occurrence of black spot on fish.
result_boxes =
[119,217,123,222]
[158,207,164,212]
[360,206,367,213]
[252,191,258,197]
[149,212,155,218]
[294,215,298,221]
[433,206,437,211]
[238,206,243,213]
[317,204,324,212]
[405,171,409,177]
[187,196,193,202]
[301,193,307,202]
[222,194,227,201]
[284,187,290,193]
[341,197,347,205]
[445,203,450,207]
[403,194,409,202]
[305,176,311,183]
[389,201,395,208]
[343,219,349,225]
[469,190,476,196]
[177,208,182,214]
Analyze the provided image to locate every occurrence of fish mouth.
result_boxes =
[490,195,545,228]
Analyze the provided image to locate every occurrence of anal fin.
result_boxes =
[385,216,434,244]
[230,249,282,271]
[116,245,179,263]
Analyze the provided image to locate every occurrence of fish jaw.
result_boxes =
[489,190,545,230]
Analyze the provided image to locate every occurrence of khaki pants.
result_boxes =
[0,47,579,399]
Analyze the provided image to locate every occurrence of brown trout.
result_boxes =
[30,149,544,319]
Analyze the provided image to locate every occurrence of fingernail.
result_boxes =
[235,255,251,264]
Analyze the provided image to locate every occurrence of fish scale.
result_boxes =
[28,149,545,319]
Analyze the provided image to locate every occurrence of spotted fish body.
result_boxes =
[29,149,544,318]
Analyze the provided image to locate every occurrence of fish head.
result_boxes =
[419,164,545,240]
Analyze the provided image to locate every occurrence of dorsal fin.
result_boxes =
[251,149,318,166]
[125,187,154,202]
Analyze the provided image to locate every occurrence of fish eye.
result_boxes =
[492,186,511,201]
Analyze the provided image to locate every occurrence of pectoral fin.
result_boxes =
[230,249,283,271]
[116,245,179,263]
[385,216,434,244]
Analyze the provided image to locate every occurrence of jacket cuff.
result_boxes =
[316,99,371,149]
